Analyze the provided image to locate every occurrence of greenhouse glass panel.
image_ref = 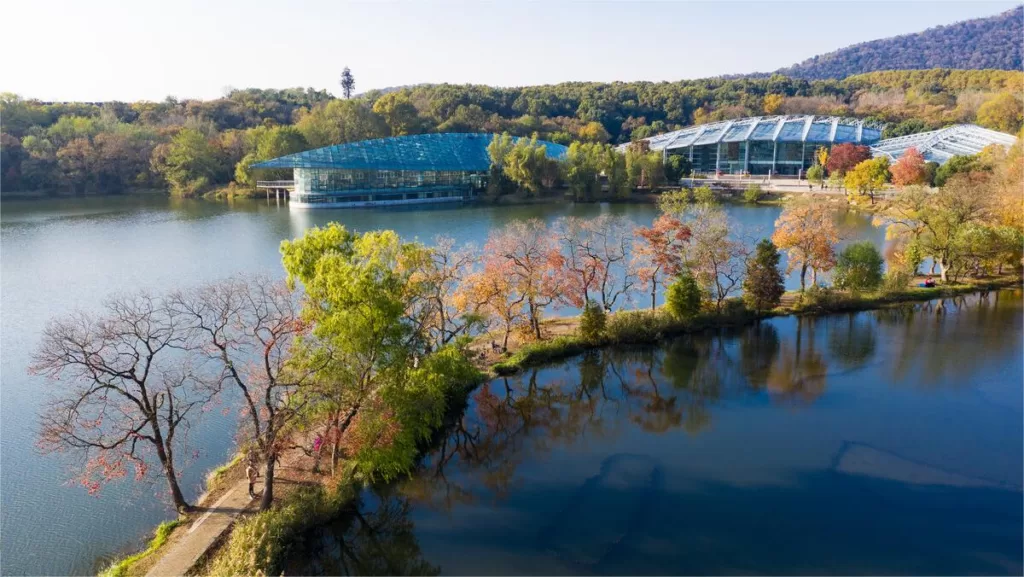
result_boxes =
[806,122,832,142]
[777,120,806,141]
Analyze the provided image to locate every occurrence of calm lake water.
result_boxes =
[0,194,989,575]
[287,293,1024,576]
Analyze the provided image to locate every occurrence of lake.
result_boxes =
[286,292,1024,576]
[0,194,962,575]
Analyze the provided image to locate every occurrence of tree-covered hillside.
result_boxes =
[777,6,1023,80]
[2,69,1021,196]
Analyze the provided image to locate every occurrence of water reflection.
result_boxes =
[286,488,439,576]
[283,292,1022,575]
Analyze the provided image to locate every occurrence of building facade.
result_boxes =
[623,115,883,176]
[251,133,566,208]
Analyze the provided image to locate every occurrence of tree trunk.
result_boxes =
[151,421,191,513]
[260,458,275,510]
[811,268,818,285]
[650,281,657,310]
[929,260,936,275]
[800,263,808,292]
[939,259,948,282]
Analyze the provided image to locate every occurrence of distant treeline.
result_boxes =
[1,69,1021,196]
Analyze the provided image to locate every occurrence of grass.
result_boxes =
[205,453,242,490]
[204,480,357,577]
[99,519,183,577]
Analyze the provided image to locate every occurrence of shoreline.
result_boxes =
[110,274,1022,576]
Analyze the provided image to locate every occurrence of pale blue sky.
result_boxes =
[3,0,1018,102]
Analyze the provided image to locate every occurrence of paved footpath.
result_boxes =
[145,479,257,577]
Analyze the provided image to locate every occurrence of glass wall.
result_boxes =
[293,168,485,205]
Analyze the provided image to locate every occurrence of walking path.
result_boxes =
[145,479,257,577]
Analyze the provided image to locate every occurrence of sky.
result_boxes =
[2,0,1019,102]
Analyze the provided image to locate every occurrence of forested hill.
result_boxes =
[2,69,1022,196]
[776,6,1023,80]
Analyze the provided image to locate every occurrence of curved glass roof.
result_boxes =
[871,124,1017,165]
[622,116,883,152]
[251,133,568,171]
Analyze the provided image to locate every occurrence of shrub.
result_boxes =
[208,484,355,577]
[606,309,676,343]
[834,242,884,292]
[666,274,703,320]
[578,300,607,342]
[743,239,785,312]
[799,284,844,310]
[693,185,716,205]
[743,184,763,203]
[882,269,912,294]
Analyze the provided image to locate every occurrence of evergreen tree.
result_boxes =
[340,67,356,99]
[743,239,785,311]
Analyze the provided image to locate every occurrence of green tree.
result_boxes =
[564,142,603,201]
[150,128,224,196]
[295,100,387,148]
[578,300,607,342]
[934,153,986,187]
[372,92,422,136]
[692,185,716,205]
[743,239,785,312]
[743,184,763,203]
[235,125,308,186]
[834,242,884,291]
[665,273,702,320]
[806,164,825,189]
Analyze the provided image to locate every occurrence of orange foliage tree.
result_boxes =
[633,214,692,309]
[481,219,564,340]
[771,202,839,291]
[890,147,928,187]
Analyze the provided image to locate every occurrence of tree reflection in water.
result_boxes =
[285,487,439,576]
[284,291,1021,574]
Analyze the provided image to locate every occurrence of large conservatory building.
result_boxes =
[624,115,883,176]
[252,133,567,208]
[870,124,1017,165]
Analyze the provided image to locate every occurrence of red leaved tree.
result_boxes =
[825,143,872,178]
[482,219,564,340]
[890,147,928,187]
[31,293,216,513]
[633,214,692,309]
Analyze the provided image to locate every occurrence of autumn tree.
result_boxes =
[32,293,215,513]
[414,235,482,349]
[625,140,665,191]
[743,239,785,312]
[552,216,602,307]
[771,202,839,291]
[588,214,638,311]
[684,204,748,312]
[890,147,928,187]
[169,276,313,510]
[886,175,993,281]
[844,156,890,204]
[825,143,871,179]
[483,219,563,339]
[633,214,691,309]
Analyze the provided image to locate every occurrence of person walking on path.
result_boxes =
[246,461,259,499]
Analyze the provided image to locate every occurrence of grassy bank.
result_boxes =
[488,275,1020,377]
[98,520,183,577]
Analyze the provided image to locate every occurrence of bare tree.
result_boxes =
[31,293,213,513]
[588,214,637,311]
[170,275,320,510]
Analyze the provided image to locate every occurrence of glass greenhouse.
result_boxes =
[870,124,1018,165]
[251,133,567,208]
[623,115,883,176]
